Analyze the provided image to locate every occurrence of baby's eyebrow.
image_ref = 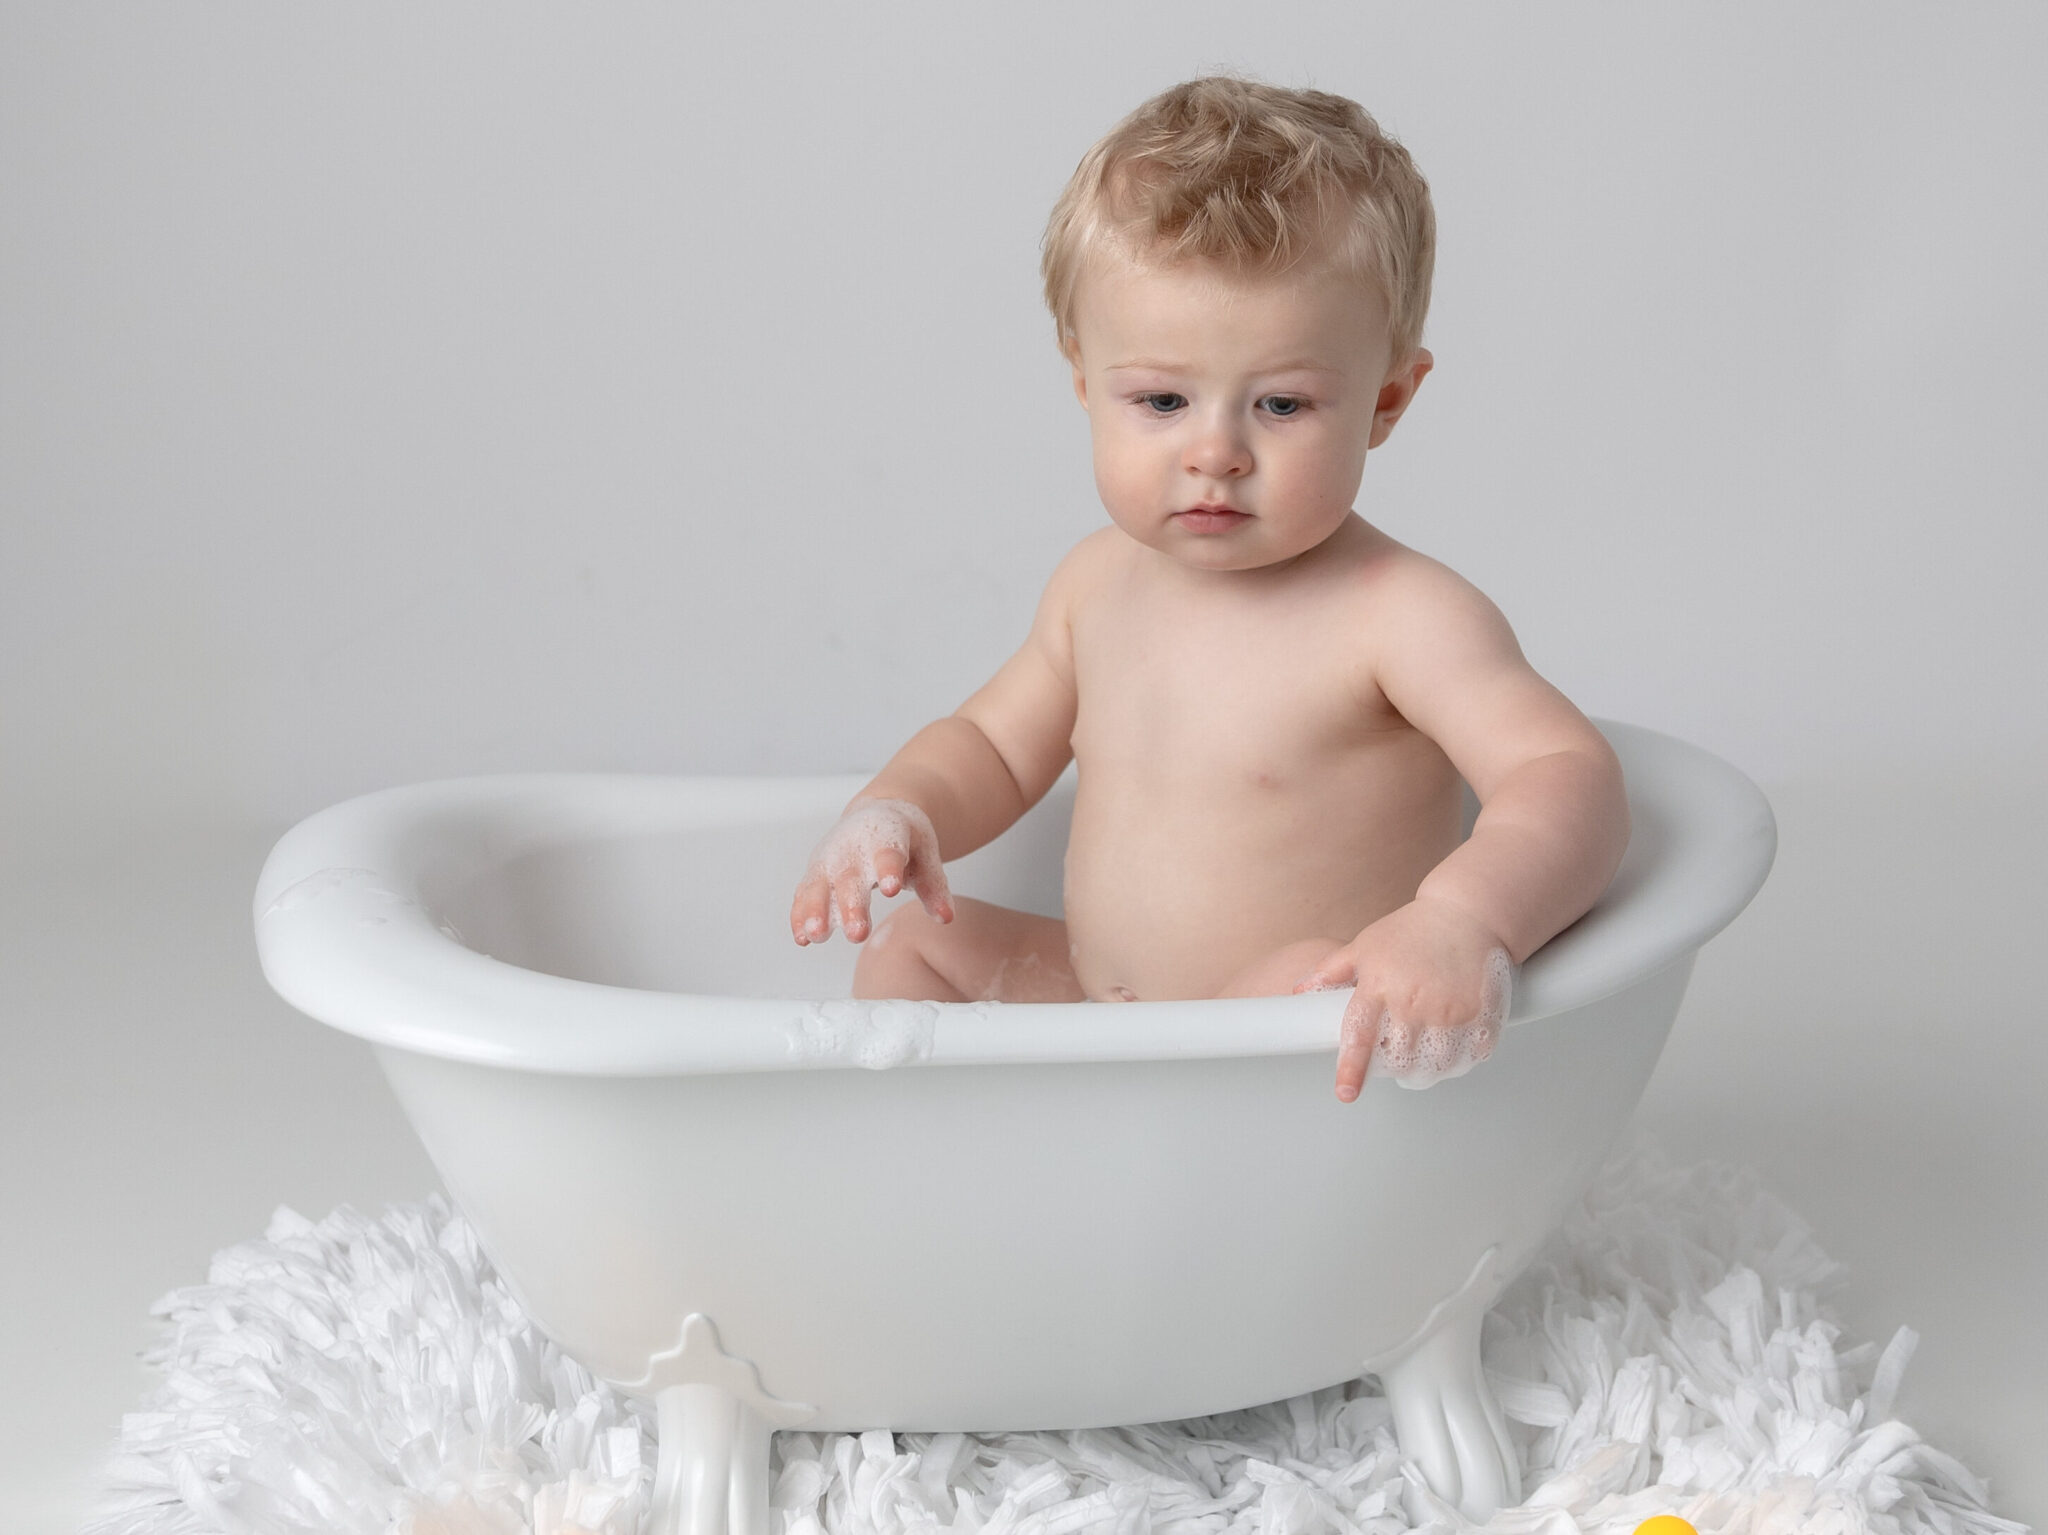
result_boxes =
[1263,361,1342,376]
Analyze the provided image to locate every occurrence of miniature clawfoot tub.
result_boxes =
[253,721,1774,1527]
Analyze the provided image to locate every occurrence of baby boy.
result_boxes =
[789,77,1629,1099]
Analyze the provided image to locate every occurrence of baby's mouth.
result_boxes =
[1174,505,1250,532]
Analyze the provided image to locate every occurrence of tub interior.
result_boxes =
[432,779,1484,1002]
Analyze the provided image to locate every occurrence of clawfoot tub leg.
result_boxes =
[647,1385,775,1535]
[1374,1300,1520,1521]
[619,1314,817,1535]
[1362,1247,1519,1520]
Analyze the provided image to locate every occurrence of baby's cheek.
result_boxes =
[1092,452,1154,530]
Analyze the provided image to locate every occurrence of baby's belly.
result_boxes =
[1061,779,1465,1002]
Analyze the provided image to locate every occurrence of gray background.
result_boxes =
[4,4,2043,1528]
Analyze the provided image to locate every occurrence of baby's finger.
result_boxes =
[1376,1015,1421,1077]
[831,862,876,942]
[1394,1016,1499,1087]
[1470,1015,1500,1063]
[1295,948,1359,995]
[791,867,833,945]
[908,858,954,925]
[870,844,910,899]
[898,812,952,921]
[1334,994,1383,1103]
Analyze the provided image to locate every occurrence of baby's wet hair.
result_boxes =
[1041,75,1435,367]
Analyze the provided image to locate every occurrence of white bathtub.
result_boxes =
[254,721,1774,1530]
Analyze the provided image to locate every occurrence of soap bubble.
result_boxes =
[1385,947,1513,1090]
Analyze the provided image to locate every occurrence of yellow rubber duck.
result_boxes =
[1633,1520,1697,1535]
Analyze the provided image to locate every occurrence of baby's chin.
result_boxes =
[1151,528,1332,575]
[1103,507,1348,573]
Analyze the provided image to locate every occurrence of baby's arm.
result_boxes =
[789,542,1087,945]
[1309,560,1629,1098]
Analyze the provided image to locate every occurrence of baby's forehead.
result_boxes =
[1071,247,1392,353]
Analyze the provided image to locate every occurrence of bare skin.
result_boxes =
[790,252,1629,1099]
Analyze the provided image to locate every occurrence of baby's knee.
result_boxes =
[867,900,939,954]
[1220,938,1343,998]
[852,901,941,992]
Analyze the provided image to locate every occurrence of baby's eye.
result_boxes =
[1137,392,1187,415]
[1260,395,1308,417]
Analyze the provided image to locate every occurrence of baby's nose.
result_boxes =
[1184,415,1251,476]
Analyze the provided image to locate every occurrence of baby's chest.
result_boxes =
[1068,600,1396,784]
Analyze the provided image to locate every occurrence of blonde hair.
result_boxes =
[1041,76,1435,367]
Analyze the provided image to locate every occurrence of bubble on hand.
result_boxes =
[1385,946,1514,1090]
[803,799,940,938]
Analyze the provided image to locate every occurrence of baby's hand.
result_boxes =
[1296,899,1515,1099]
[790,798,954,945]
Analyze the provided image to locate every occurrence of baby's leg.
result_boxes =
[1218,938,1347,998]
[854,897,1086,1004]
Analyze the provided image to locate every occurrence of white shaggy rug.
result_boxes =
[85,1134,2025,1535]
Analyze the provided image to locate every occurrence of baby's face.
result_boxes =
[1066,254,1426,573]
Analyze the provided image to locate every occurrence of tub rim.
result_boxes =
[253,720,1775,1076]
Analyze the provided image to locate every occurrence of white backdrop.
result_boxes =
[6,4,2044,839]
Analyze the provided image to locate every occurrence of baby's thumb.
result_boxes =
[909,860,954,924]
[1294,955,1355,994]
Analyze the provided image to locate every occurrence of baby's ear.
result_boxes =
[1064,337,1089,407]
[1369,348,1433,449]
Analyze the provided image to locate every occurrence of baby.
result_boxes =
[788,77,1629,1100]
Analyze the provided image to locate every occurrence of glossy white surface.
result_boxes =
[369,963,1693,1432]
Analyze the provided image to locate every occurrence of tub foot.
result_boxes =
[1365,1248,1520,1520]
[647,1385,776,1535]
[620,1314,817,1535]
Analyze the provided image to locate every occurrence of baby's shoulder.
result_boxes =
[1351,532,1499,609]
[1338,531,1513,645]
[1016,528,1127,661]
[1039,526,1129,606]
[1065,524,1131,572]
